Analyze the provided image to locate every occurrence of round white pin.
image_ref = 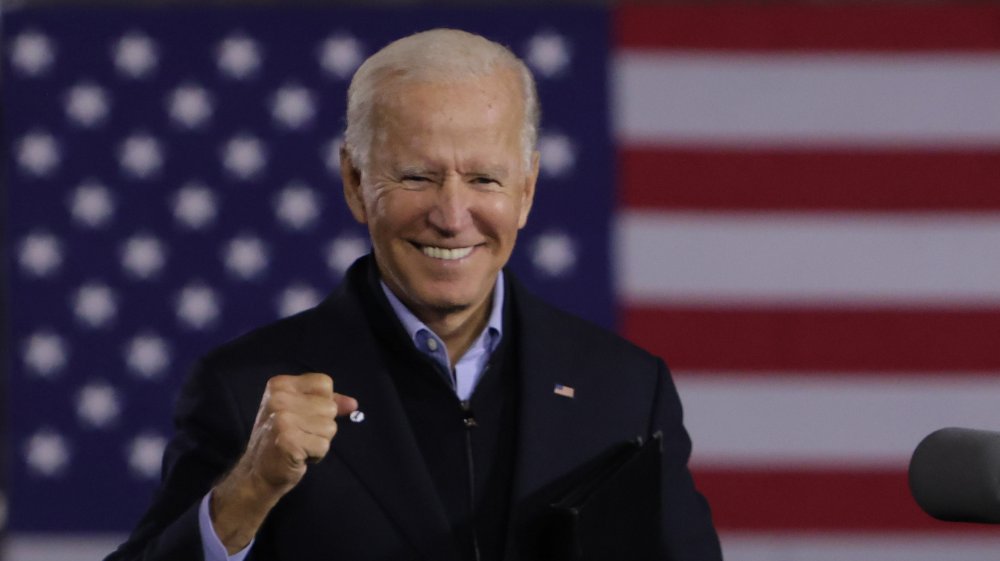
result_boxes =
[349,410,365,423]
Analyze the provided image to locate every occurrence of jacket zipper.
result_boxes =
[460,398,482,561]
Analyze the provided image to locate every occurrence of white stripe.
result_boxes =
[720,531,1000,561]
[616,211,1000,306]
[4,533,126,561]
[674,373,1000,467]
[9,531,998,561]
[614,52,1000,147]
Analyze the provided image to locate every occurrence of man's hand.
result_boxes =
[210,373,359,553]
[242,373,358,494]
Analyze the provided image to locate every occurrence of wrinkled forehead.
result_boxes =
[374,66,524,119]
[371,70,526,147]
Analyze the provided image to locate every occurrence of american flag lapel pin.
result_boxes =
[553,384,575,399]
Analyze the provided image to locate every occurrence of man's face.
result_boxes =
[342,69,538,322]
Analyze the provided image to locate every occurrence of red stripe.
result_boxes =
[694,467,1000,532]
[620,148,1000,211]
[616,5,1000,51]
[623,307,1000,372]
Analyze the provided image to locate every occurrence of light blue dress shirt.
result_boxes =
[380,272,504,401]
[199,272,506,560]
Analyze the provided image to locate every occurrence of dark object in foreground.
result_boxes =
[909,427,1000,523]
[546,433,662,561]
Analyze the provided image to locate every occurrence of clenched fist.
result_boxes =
[245,373,358,493]
[211,373,359,553]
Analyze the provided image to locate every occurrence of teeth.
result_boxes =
[421,245,474,260]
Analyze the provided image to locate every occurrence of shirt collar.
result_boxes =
[380,271,505,357]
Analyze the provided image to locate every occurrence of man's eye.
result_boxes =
[401,175,429,183]
[472,177,499,186]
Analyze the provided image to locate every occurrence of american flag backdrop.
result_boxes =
[4,4,1000,560]
[614,5,1000,560]
[2,6,614,557]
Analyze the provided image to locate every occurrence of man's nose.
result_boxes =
[427,176,473,234]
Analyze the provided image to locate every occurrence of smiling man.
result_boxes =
[343,55,535,365]
[107,29,721,561]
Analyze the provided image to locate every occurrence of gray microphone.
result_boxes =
[909,427,1000,523]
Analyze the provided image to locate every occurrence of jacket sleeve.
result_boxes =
[104,359,252,561]
[650,359,724,561]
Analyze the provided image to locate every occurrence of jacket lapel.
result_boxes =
[511,318,581,502]
[290,278,460,561]
[505,278,649,560]
[508,280,591,504]
[504,281,599,561]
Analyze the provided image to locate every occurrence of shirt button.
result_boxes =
[426,338,438,351]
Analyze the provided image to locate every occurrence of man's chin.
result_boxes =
[404,289,490,322]
[391,272,495,320]
[416,294,473,317]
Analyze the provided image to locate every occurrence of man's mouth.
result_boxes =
[420,245,475,261]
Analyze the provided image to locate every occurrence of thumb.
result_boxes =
[334,393,359,417]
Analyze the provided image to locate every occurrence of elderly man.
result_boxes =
[107,29,722,561]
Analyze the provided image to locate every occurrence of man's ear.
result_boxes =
[340,145,367,224]
[517,150,540,229]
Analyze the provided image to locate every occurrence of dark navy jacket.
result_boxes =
[106,256,722,561]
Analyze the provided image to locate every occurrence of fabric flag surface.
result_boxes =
[5,4,1000,561]
[2,6,612,556]
[614,5,1000,560]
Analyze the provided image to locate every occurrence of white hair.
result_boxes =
[344,28,540,171]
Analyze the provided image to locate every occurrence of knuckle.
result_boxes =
[304,437,330,462]
[268,392,290,411]
[314,439,331,457]
[305,372,334,394]
[273,432,294,452]
[272,410,296,431]
[318,418,337,438]
[267,375,292,393]
[308,400,336,419]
